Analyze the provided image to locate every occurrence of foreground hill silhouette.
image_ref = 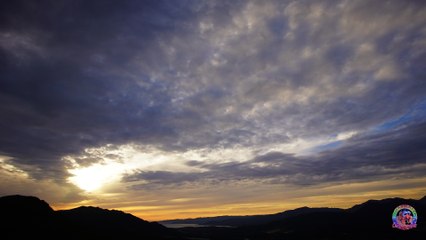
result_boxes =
[0,195,182,240]
[1,195,425,240]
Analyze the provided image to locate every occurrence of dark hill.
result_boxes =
[0,194,54,216]
[0,195,183,240]
[55,206,173,239]
[1,195,55,239]
[2,194,425,240]
[161,206,343,227]
[169,195,426,240]
[251,196,426,240]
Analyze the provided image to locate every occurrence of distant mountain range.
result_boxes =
[161,206,344,227]
[163,195,426,240]
[1,194,425,240]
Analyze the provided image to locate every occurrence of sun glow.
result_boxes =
[68,163,120,192]
[65,144,194,192]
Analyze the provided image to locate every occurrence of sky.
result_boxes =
[1,0,426,221]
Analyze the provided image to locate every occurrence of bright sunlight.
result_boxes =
[68,163,121,192]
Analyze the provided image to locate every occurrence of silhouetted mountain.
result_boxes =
[0,195,183,240]
[2,195,425,240]
[1,195,55,239]
[251,196,426,240]
[167,195,426,240]
[55,206,179,239]
[0,195,54,215]
[161,206,343,227]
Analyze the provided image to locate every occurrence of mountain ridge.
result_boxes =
[0,195,182,240]
[169,195,426,240]
[1,194,425,240]
[161,195,426,228]
[161,206,344,227]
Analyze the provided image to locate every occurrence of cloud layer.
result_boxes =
[124,122,426,187]
[1,0,425,217]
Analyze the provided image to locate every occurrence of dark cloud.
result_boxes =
[124,121,426,187]
[0,0,243,180]
[0,0,425,192]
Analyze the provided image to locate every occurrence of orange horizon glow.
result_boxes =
[50,179,426,221]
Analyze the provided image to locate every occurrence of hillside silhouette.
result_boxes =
[164,196,426,240]
[0,195,182,240]
[1,194,425,240]
[161,206,344,227]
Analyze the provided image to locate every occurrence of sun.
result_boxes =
[65,144,177,192]
[68,163,119,192]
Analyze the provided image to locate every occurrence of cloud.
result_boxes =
[0,0,425,207]
[124,121,426,187]
[0,156,84,204]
